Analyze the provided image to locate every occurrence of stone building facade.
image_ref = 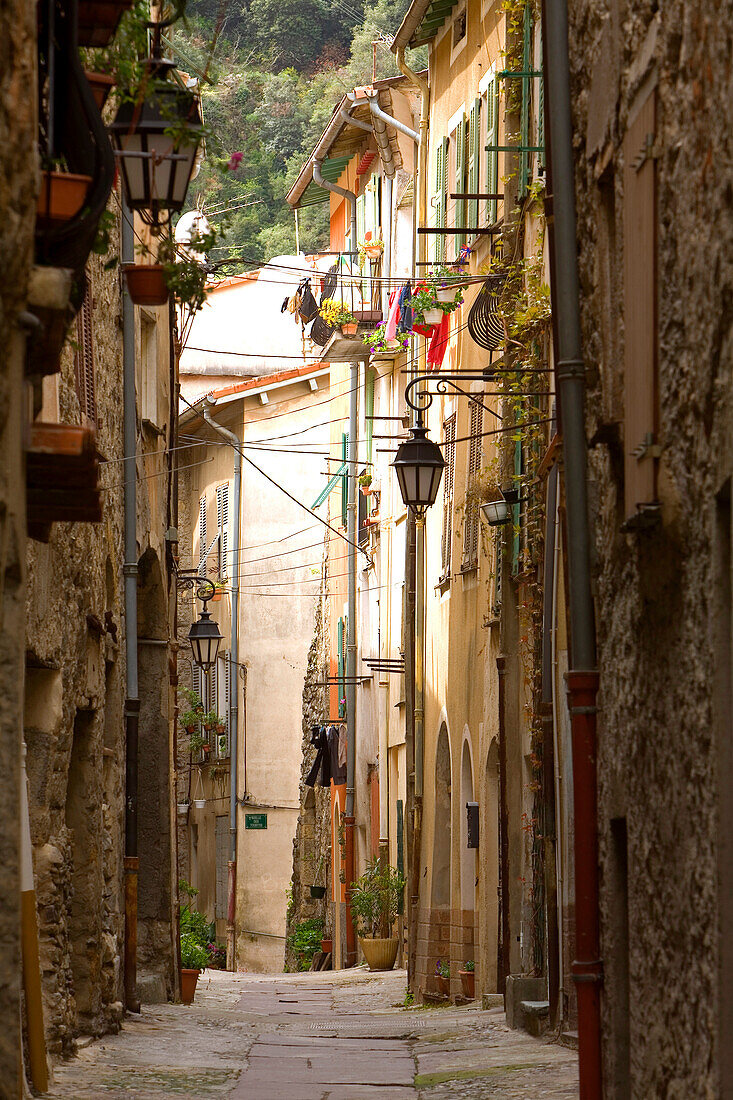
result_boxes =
[566,0,733,1094]
[0,3,39,1091]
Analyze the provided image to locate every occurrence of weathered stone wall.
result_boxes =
[0,2,37,1089]
[566,1,733,1093]
[25,244,126,1051]
[285,585,332,971]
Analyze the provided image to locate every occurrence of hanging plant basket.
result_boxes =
[423,307,443,326]
[36,172,92,226]
[124,264,169,306]
[85,71,115,111]
[309,885,326,899]
[437,285,460,304]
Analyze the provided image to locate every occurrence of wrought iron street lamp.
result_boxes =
[109,48,203,226]
[188,580,223,671]
[392,424,445,514]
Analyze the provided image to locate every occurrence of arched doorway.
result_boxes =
[431,725,452,910]
[484,739,500,992]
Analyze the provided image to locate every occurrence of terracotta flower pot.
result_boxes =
[359,936,398,972]
[184,723,196,733]
[36,172,92,226]
[458,969,475,998]
[85,71,115,110]
[341,322,358,335]
[124,264,169,306]
[180,967,200,1005]
[321,938,332,954]
[364,245,383,259]
[436,974,450,996]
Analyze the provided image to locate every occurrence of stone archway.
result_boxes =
[431,724,452,910]
[484,739,500,992]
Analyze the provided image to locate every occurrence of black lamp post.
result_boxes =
[109,50,203,227]
[187,579,223,671]
[392,424,445,514]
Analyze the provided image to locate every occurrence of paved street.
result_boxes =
[47,969,578,1098]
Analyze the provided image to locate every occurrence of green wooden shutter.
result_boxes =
[512,439,522,573]
[519,3,532,198]
[435,136,449,263]
[337,616,346,718]
[486,78,498,224]
[537,53,545,171]
[356,194,365,255]
[340,433,348,527]
[455,115,467,252]
[365,369,375,465]
[468,98,480,231]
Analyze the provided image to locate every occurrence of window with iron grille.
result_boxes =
[215,652,230,757]
[462,401,483,568]
[440,415,456,581]
[74,277,96,425]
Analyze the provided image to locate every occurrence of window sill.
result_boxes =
[435,575,451,594]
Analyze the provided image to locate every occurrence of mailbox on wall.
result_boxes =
[466,801,479,849]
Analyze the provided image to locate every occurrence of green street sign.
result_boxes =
[245,813,267,830]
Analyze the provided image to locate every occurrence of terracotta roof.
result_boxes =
[209,361,327,400]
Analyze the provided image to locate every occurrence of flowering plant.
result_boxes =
[362,322,410,355]
[435,958,450,978]
[319,298,356,327]
[358,236,384,266]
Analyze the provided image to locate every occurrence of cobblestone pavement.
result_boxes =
[46,969,578,1099]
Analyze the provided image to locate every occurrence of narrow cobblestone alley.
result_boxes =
[47,969,578,1099]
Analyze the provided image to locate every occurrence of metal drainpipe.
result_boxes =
[311,157,360,965]
[202,399,241,972]
[367,94,419,146]
[122,195,141,1014]
[541,463,560,1028]
[540,0,601,1093]
[394,48,429,995]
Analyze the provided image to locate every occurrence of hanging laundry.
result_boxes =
[297,279,319,324]
[337,723,347,769]
[427,312,450,369]
[305,725,332,787]
[328,724,347,784]
[397,282,413,333]
[384,288,401,342]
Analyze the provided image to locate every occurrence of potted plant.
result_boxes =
[177,798,190,819]
[310,855,326,898]
[36,166,92,226]
[189,728,205,755]
[459,959,475,998]
[435,958,450,996]
[123,262,169,306]
[319,297,358,336]
[362,323,411,357]
[210,580,227,603]
[203,710,219,732]
[180,934,209,1004]
[350,857,405,971]
[180,707,200,734]
[84,70,116,110]
[359,233,384,265]
[429,263,466,304]
[321,937,332,954]
[411,283,444,326]
[359,472,373,495]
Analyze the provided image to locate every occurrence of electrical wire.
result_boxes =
[180,393,371,561]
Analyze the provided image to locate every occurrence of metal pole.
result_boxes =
[202,400,241,972]
[344,359,358,966]
[541,0,601,1092]
[122,195,140,1014]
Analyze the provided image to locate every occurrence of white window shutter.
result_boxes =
[198,495,207,574]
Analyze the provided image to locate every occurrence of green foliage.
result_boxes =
[180,933,210,969]
[180,902,215,946]
[350,857,405,938]
[168,0,425,265]
[403,987,415,1006]
[463,960,475,972]
[435,958,450,978]
[288,917,324,970]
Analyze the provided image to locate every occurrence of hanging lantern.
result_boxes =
[392,425,445,514]
[188,605,222,671]
[109,60,203,226]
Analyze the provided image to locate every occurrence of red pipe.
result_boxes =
[567,670,602,1098]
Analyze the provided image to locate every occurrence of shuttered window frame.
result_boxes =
[440,415,457,584]
[216,482,229,580]
[462,401,483,568]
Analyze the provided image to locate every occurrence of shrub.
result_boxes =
[288,917,324,971]
[350,857,405,938]
[180,933,210,970]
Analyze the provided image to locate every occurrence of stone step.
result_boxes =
[520,999,550,1037]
